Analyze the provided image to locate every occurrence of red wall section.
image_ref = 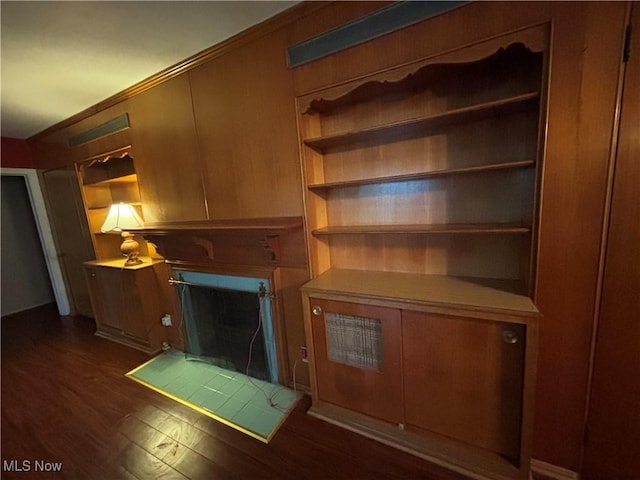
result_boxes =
[1,137,34,168]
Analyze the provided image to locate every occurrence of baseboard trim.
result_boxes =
[531,459,579,480]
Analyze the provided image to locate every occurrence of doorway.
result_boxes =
[0,171,68,316]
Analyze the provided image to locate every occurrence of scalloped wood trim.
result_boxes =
[297,21,548,112]
[303,43,539,115]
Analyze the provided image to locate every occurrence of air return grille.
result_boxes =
[325,313,383,371]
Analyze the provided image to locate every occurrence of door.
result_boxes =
[402,310,525,462]
[85,266,125,332]
[308,298,403,424]
[42,167,95,317]
[582,6,640,479]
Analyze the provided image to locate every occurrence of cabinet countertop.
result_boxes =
[302,268,540,317]
[83,257,164,270]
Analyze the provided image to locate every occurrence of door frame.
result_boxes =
[2,167,70,315]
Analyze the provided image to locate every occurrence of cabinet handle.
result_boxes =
[312,305,323,316]
[90,272,96,277]
[502,330,519,344]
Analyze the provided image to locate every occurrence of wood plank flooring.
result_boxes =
[1,304,474,480]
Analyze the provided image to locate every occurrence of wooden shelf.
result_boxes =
[312,223,531,236]
[139,216,303,235]
[303,92,539,152]
[83,173,138,187]
[88,201,142,210]
[301,268,539,316]
[308,160,535,191]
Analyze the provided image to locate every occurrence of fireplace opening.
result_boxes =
[174,270,278,383]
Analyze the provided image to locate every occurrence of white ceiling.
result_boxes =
[0,1,298,139]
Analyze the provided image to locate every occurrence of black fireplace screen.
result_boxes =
[179,283,272,382]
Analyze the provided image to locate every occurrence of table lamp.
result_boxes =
[101,203,144,266]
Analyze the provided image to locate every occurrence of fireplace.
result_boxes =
[141,217,309,387]
[171,270,278,382]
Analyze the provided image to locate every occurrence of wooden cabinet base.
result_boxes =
[84,257,167,355]
[301,270,538,480]
[94,328,159,355]
[309,401,526,480]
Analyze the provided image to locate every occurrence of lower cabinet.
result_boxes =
[309,299,403,424]
[302,279,539,480]
[84,257,166,354]
[402,311,525,464]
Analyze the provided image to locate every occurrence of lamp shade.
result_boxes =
[100,203,144,233]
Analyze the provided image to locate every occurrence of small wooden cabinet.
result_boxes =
[76,147,170,353]
[84,258,166,354]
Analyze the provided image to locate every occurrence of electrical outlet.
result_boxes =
[300,345,308,363]
[161,314,172,327]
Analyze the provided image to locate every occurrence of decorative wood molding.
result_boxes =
[308,401,523,480]
[28,2,330,142]
[302,43,539,115]
[530,459,579,480]
[260,235,282,263]
[139,217,306,268]
[192,236,215,260]
[296,20,548,99]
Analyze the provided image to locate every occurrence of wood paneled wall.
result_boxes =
[189,27,302,220]
[28,1,629,474]
[128,75,207,224]
[289,2,628,472]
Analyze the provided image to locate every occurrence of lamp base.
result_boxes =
[120,232,143,266]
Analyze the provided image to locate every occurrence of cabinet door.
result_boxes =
[85,264,162,352]
[128,75,207,223]
[189,29,303,220]
[402,311,525,461]
[118,269,151,341]
[85,266,125,331]
[308,298,403,424]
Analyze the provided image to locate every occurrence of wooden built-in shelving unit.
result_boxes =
[76,145,169,354]
[298,26,547,295]
[298,24,549,480]
[77,146,150,260]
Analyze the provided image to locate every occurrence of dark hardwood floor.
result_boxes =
[1,303,471,480]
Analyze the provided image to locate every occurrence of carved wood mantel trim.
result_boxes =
[138,217,306,268]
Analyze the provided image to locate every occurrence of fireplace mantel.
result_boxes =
[137,216,306,268]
